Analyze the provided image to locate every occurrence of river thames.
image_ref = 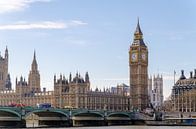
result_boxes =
[36,126,195,129]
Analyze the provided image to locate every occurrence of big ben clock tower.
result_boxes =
[129,19,148,111]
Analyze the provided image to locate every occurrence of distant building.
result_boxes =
[171,70,196,112]
[163,96,173,112]
[111,83,130,96]
[148,75,163,109]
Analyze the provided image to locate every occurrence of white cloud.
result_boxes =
[0,0,52,14]
[0,20,87,30]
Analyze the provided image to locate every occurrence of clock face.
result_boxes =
[142,53,146,61]
[131,53,137,61]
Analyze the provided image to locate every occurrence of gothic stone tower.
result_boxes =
[0,47,9,91]
[129,20,148,111]
[28,51,41,92]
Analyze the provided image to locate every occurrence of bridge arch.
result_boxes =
[0,108,21,118]
[107,112,131,118]
[106,112,132,125]
[72,110,105,126]
[0,108,22,127]
[73,111,104,118]
[25,109,69,119]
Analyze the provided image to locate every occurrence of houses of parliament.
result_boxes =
[0,20,150,111]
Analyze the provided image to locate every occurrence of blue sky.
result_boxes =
[0,0,196,99]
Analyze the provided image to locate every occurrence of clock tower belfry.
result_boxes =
[129,19,148,111]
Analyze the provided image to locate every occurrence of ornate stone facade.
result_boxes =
[129,20,148,110]
[0,50,130,111]
[171,70,196,112]
[54,74,130,110]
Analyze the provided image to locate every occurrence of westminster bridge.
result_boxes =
[0,106,152,127]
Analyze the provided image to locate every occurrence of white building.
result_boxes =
[148,74,163,109]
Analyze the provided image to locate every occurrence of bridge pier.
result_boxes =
[0,121,23,128]
[106,113,132,126]
[39,120,70,127]
[132,120,146,125]
[107,120,132,126]
[72,120,105,126]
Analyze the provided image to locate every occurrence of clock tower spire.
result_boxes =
[129,19,148,111]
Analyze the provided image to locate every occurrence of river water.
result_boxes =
[38,126,195,129]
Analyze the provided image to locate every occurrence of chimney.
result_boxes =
[180,70,186,80]
[190,71,193,78]
[194,69,196,79]
[54,74,56,83]
[43,87,46,92]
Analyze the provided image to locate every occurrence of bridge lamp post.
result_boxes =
[68,108,72,126]
[20,106,25,127]
[20,106,22,126]
[103,104,107,126]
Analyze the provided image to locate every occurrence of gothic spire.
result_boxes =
[85,72,90,83]
[54,74,56,83]
[132,18,146,46]
[5,46,8,52]
[69,72,72,82]
[31,50,38,71]
[5,46,8,59]
[29,50,40,92]
[33,50,36,62]
[134,18,143,35]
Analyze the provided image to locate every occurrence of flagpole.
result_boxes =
[173,70,176,111]
[174,70,176,85]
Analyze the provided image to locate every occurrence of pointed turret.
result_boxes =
[16,77,18,86]
[69,72,72,83]
[28,50,40,92]
[31,50,38,71]
[60,74,62,80]
[54,74,56,83]
[132,18,146,46]
[63,75,65,80]
[5,73,12,90]
[85,72,90,83]
[134,18,143,35]
[5,46,8,59]
[20,76,23,82]
[76,72,79,77]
